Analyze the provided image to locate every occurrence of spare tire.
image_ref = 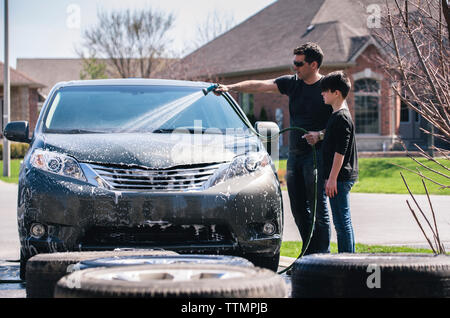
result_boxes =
[55,263,288,298]
[292,253,450,298]
[26,249,177,298]
[77,254,254,270]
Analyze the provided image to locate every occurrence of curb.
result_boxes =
[279,256,296,268]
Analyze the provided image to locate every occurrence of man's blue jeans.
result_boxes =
[286,150,330,255]
[329,181,355,253]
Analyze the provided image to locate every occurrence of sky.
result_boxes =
[0,0,276,68]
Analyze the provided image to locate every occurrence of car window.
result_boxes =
[43,85,249,134]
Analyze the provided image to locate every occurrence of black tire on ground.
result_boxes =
[78,254,255,270]
[20,251,28,281]
[245,252,280,272]
[54,263,289,298]
[25,249,178,298]
[292,253,450,298]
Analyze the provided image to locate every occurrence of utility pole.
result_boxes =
[3,0,10,177]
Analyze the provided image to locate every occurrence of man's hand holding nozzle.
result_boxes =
[213,84,229,96]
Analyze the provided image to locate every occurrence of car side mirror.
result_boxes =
[3,121,31,143]
[255,121,280,158]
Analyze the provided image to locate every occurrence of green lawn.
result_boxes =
[0,159,22,184]
[275,157,450,195]
[280,241,440,258]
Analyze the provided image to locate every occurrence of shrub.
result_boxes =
[0,142,30,159]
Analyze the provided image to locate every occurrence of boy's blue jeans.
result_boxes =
[329,181,355,253]
[286,150,330,255]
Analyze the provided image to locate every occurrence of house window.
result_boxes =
[354,78,380,134]
[400,101,409,122]
[401,100,420,123]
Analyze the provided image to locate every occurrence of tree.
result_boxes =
[77,7,174,78]
[372,0,449,254]
[194,9,236,49]
[79,57,108,80]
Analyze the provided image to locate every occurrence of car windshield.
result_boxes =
[43,85,249,134]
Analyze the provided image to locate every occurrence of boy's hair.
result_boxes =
[293,42,324,68]
[320,71,351,99]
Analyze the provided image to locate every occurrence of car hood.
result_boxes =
[40,133,261,169]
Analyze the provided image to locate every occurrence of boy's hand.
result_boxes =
[325,178,338,198]
[303,131,320,145]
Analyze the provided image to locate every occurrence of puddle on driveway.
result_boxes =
[0,261,26,298]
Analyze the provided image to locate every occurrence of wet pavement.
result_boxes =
[0,261,26,298]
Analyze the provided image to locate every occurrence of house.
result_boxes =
[174,0,432,153]
[0,62,45,137]
[16,58,85,98]
[16,57,178,98]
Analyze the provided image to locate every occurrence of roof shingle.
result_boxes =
[178,0,387,78]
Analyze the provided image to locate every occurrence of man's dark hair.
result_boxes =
[320,71,352,99]
[293,42,324,68]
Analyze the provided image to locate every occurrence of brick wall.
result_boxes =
[1,86,39,140]
[10,87,29,123]
[346,44,395,137]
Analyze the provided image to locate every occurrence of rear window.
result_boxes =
[43,85,249,134]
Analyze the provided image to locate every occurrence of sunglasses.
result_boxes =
[293,60,307,67]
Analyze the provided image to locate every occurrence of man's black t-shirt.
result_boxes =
[275,75,332,153]
[322,108,358,182]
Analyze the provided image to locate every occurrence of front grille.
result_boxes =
[82,224,235,247]
[89,162,222,191]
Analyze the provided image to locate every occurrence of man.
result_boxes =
[215,42,331,255]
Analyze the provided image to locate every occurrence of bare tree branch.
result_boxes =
[77,7,174,78]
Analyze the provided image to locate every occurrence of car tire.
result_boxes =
[20,251,28,281]
[54,263,289,298]
[292,253,450,298]
[25,249,177,298]
[245,252,280,272]
[78,254,255,270]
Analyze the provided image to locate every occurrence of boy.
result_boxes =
[320,71,358,253]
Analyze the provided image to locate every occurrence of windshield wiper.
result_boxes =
[152,128,175,134]
[47,129,106,134]
[152,127,223,134]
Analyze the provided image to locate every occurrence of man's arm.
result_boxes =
[214,79,279,95]
[325,152,345,198]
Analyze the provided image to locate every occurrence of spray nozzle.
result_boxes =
[202,84,219,96]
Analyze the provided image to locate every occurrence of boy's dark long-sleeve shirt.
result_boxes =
[275,75,332,153]
[322,108,358,181]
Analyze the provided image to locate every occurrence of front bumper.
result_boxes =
[18,164,283,259]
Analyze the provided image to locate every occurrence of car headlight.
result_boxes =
[30,149,86,181]
[205,152,271,188]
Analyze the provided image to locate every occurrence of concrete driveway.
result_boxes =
[283,191,450,249]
